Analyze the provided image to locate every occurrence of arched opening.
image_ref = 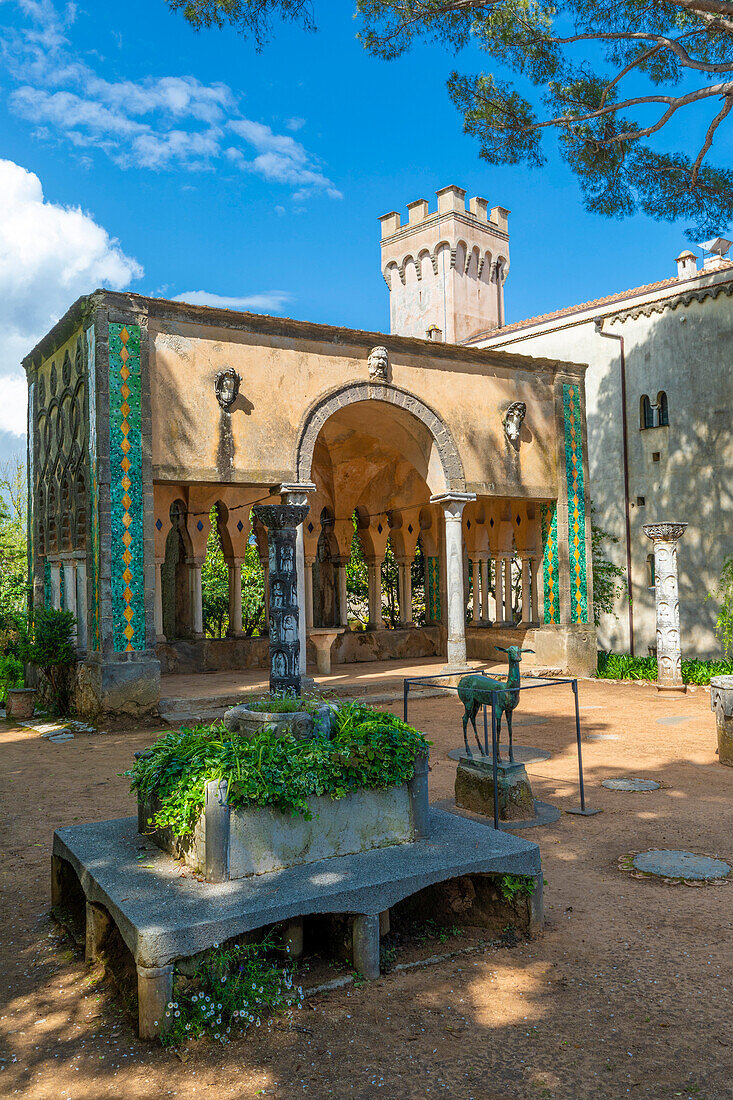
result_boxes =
[201,504,229,639]
[657,390,669,426]
[162,500,192,640]
[640,394,654,429]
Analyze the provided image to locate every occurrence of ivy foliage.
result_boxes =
[590,505,628,627]
[130,700,430,836]
[707,555,733,659]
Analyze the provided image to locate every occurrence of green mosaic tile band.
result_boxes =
[563,383,589,624]
[540,501,559,624]
[27,380,35,601]
[109,323,146,652]
[426,556,441,621]
[86,325,101,650]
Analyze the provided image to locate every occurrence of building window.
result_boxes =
[657,390,669,426]
[646,553,655,589]
[652,451,660,462]
[636,496,646,507]
[640,394,654,429]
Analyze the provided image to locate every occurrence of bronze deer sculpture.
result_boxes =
[457,645,534,763]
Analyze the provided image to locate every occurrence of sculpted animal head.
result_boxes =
[495,645,534,663]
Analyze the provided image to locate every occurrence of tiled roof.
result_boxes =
[466,261,733,342]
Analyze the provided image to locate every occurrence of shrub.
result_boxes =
[20,608,76,714]
[130,700,430,836]
[707,555,733,659]
[0,654,24,704]
[596,651,733,686]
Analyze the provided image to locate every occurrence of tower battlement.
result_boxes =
[379,185,510,344]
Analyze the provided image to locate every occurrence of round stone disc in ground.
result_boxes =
[602,777,660,791]
[447,746,551,764]
[656,716,693,726]
[632,850,732,881]
[586,733,620,742]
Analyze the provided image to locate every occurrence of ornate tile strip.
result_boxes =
[86,325,100,650]
[540,502,559,624]
[426,556,441,621]
[563,383,589,624]
[27,380,35,607]
[109,323,146,652]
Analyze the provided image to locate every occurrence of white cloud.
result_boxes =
[0,159,142,436]
[171,290,292,313]
[1,1,340,197]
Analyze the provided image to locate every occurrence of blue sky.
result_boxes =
[0,0,728,463]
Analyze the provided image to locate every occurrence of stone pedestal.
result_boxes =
[252,502,309,695]
[455,757,534,821]
[643,522,687,692]
[308,627,345,675]
[711,675,733,767]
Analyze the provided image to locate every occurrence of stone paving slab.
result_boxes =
[53,809,541,968]
[602,777,660,792]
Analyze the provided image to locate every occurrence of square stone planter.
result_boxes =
[140,753,430,882]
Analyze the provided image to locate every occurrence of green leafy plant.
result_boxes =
[0,653,24,705]
[498,874,537,903]
[707,556,733,659]
[590,507,628,626]
[596,651,733,685]
[130,700,430,836]
[19,608,76,714]
[162,933,301,1046]
[245,695,325,714]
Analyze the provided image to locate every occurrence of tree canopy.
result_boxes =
[168,0,733,235]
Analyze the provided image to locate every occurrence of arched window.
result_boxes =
[646,553,656,589]
[657,390,669,426]
[640,394,654,429]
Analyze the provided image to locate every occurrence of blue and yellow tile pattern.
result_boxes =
[540,502,559,624]
[109,323,146,652]
[86,325,101,650]
[562,383,589,624]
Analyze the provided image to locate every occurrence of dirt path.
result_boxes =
[0,681,731,1099]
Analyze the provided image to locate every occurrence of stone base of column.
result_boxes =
[74,656,161,718]
[657,682,687,693]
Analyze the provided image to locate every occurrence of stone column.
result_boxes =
[481,558,491,623]
[431,493,475,670]
[366,559,382,630]
[75,558,88,651]
[398,558,413,626]
[520,557,532,624]
[63,560,77,643]
[494,555,503,624]
[335,560,349,628]
[260,553,270,634]
[253,502,309,695]
[49,561,61,610]
[189,561,204,637]
[279,483,316,681]
[304,556,315,630]
[643,522,687,692]
[154,559,165,642]
[530,557,540,624]
[227,558,244,637]
[503,558,513,624]
[471,559,481,625]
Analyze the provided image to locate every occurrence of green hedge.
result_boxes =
[596,651,733,685]
[130,700,430,836]
[0,654,24,705]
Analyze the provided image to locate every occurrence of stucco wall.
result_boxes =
[480,294,733,658]
[149,319,563,501]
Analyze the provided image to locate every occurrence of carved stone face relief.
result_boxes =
[368,346,389,382]
[503,401,526,443]
[215,367,241,410]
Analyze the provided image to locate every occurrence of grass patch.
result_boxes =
[596,652,733,686]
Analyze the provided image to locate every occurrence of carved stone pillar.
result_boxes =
[253,502,309,695]
[398,558,413,626]
[154,559,165,642]
[503,558,513,624]
[75,557,88,652]
[279,483,316,681]
[643,522,687,692]
[530,556,540,624]
[481,557,491,623]
[62,560,77,643]
[431,492,475,670]
[335,560,349,628]
[304,556,315,630]
[260,552,270,634]
[494,555,504,625]
[189,561,204,637]
[367,558,382,630]
[520,557,532,625]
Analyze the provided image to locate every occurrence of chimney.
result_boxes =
[426,324,443,342]
[675,250,697,279]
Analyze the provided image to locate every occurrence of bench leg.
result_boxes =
[137,963,174,1040]
[529,873,544,936]
[352,914,380,980]
[379,909,390,937]
[51,854,66,908]
[85,901,111,964]
[283,917,303,959]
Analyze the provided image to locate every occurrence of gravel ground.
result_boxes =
[0,679,731,1099]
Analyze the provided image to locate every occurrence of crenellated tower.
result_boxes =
[379,184,510,344]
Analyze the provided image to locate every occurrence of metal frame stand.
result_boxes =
[403,670,601,825]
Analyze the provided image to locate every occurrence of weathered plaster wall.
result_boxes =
[149,321,561,501]
[481,294,733,657]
